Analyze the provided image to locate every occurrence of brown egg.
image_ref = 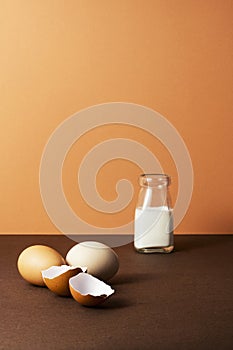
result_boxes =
[42,265,87,296]
[17,245,65,286]
[69,272,115,307]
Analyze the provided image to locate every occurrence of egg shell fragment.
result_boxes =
[42,265,87,296]
[69,272,115,307]
[66,241,119,281]
[17,245,65,286]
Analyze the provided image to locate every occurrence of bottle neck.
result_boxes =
[139,174,170,188]
[137,174,172,209]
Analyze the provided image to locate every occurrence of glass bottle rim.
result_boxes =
[139,173,171,187]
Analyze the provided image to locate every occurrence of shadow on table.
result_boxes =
[96,296,134,310]
[95,273,156,309]
[111,272,155,285]
[174,234,232,252]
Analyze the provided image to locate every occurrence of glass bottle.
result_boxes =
[134,174,174,253]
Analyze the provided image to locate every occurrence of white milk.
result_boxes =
[134,206,173,249]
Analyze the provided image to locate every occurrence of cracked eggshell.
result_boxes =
[66,241,119,281]
[69,272,115,307]
[42,265,87,296]
[17,245,65,286]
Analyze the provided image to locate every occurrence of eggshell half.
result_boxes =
[66,241,119,281]
[42,265,87,296]
[17,245,65,286]
[69,272,115,307]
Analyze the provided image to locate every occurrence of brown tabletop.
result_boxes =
[0,235,232,350]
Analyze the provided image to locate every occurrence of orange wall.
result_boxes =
[0,0,232,234]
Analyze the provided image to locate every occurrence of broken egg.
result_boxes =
[17,245,65,286]
[66,241,119,281]
[42,265,87,296]
[69,272,115,307]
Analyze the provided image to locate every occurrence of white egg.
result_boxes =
[66,241,119,281]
